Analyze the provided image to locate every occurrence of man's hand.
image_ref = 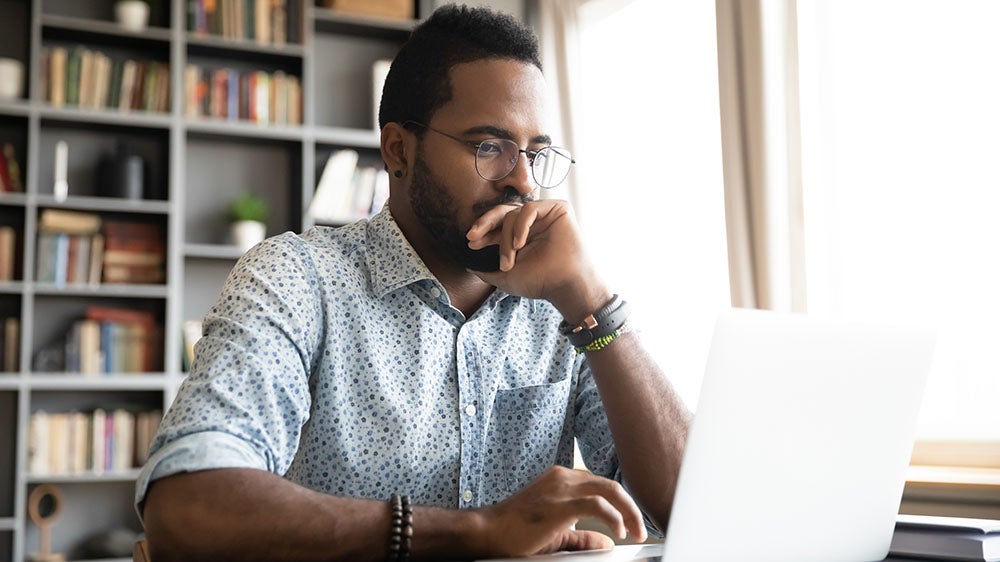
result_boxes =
[467,199,610,322]
[471,466,648,557]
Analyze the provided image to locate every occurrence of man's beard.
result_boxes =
[409,150,531,272]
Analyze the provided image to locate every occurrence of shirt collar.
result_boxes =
[365,206,517,309]
[366,207,438,298]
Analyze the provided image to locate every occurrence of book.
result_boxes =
[88,233,105,285]
[0,147,9,192]
[28,411,50,475]
[892,514,1000,562]
[101,220,166,284]
[2,316,19,372]
[120,60,138,111]
[0,226,15,281]
[272,0,287,45]
[27,407,158,475]
[39,209,102,235]
[49,47,67,106]
[85,306,159,372]
[3,143,23,192]
[66,46,83,106]
[91,408,106,474]
[78,48,94,108]
[308,149,360,224]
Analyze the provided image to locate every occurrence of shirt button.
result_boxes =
[430,287,442,299]
[464,404,476,416]
[462,489,473,503]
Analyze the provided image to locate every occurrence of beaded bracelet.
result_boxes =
[574,321,632,354]
[387,494,412,562]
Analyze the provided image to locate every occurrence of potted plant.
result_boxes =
[114,0,151,32]
[228,192,268,252]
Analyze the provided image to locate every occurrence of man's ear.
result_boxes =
[380,122,412,178]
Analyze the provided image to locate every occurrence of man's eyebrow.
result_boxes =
[461,125,552,145]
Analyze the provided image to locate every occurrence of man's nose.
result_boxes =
[502,152,536,197]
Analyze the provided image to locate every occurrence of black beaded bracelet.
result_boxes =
[387,494,412,562]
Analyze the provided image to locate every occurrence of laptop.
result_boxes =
[480,308,936,562]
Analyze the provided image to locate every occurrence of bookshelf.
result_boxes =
[0,1,537,560]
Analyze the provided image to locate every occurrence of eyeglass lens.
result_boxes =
[475,139,573,188]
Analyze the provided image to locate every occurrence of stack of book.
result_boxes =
[101,220,166,284]
[183,65,302,125]
[187,0,303,45]
[40,46,171,112]
[35,209,104,286]
[892,514,1000,561]
[0,316,19,372]
[64,306,161,375]
[27,408,162,476]
[308,149,389,225]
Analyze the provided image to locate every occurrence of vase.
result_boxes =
[0,58,24,100]
[114,1,150,32]
[231,220,266,253]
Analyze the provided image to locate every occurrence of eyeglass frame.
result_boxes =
[402,120,576,188]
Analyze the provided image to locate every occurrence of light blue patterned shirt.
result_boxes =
[135,207,622,514]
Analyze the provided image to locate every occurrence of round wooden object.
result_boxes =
[28,484,66,562]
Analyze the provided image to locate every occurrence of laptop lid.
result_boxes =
[662,308,935,562]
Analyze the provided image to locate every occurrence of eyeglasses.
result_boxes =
[404,120,575,189]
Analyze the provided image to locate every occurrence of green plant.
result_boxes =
[228,192,268,223]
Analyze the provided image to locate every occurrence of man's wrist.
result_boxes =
[410,505,489,560]
[548,274,612,325]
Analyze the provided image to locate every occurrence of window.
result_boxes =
[797,0,1000,453]
[576,0,730,408]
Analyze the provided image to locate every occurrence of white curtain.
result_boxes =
[541,0,807,312]
[715,0,806,312]
[537,0,592,206]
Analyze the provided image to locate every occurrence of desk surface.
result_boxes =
[470,543,949,562]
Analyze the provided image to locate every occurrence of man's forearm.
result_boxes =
[143,468,482,562]
[584,332,691,533]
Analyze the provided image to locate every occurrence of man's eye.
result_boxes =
[478,141,504,156]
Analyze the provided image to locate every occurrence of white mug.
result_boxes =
[0,58,24,100]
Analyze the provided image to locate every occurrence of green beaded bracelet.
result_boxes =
[574,321,632,353]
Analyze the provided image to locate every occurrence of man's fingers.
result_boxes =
[576,479,647,543]
[556,529,615,552]
[564,495,628,540]
[499,210,522,271]
[467,203,520,242]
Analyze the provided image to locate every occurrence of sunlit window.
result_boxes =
[575,0,730,408]
[797,0,1000,443]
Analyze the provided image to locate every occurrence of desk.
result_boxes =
[470,543,954,562]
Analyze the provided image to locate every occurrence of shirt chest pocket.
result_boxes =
[488,377,572,495]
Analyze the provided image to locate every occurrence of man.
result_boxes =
[138,5,689,561]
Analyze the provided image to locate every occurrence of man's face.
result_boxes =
[406,58,549,272]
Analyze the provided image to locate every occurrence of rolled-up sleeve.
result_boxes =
[135,233,324,516]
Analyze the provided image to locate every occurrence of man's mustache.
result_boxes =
[472,187,534,215]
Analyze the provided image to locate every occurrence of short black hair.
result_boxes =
[377,4,542,130]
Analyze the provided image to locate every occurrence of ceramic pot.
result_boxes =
[231,220,266,252]
[114,0,150,32]
[0,58,24,100]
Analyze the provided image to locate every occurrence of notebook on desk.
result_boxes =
[479,308,937,562]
